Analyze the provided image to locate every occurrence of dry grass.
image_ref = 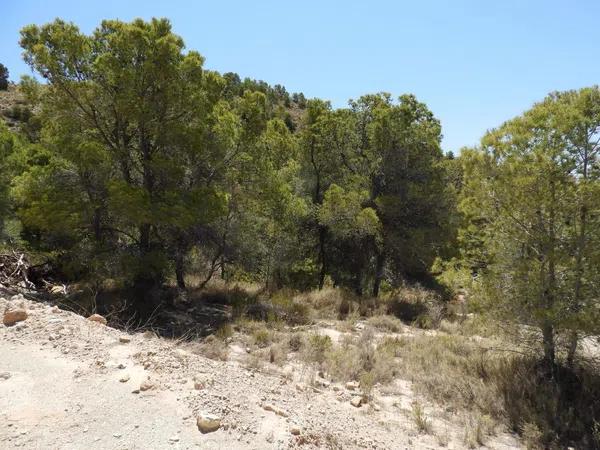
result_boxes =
[396,333,504,419]
[194,335,229,361]
[411,401,432,434]
[366,314,403,333]
[293,287,358,320]
[380,285,445,329]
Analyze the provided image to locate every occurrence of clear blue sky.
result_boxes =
[2,0,599,153]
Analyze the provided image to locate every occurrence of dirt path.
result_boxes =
[0,294,520,449]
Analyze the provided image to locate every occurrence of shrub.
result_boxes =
[288,332,304,352]
[412,401,432,434]
[294,287,357,320]
[493,357,600,449]
[269,343,286,365]
[252,327,271,348]
[367,314,403,332]
[303,333,332,365]
[384,285,445,328]
[0,63,8,90]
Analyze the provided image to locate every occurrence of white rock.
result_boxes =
[140,378,154,391]
[350,396,363,407]
[346,381,360,390]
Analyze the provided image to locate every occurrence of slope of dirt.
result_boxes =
[0,293,521,449]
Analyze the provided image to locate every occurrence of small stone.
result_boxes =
[117,363,126,370]
[315,378,330,388]
[140,379,154,391]
[193,374,213,390]
[346,380,360,390]
[131,389,140,394]
[372,403,381,411]
[263,404,289,417]
[168,436,180,443]
[119,374,130,383]
[87,314,107,325]
[3,309,28,326]
[0,372,11,380]
[350,396,363,407]
[196,412,221,433]
[119,336,131,343]
[290,426,301,436]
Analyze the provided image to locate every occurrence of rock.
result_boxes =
[140,379,154,391]
[50,285,65,295]
[193,374,213,390]
[350,396,363,407]
[3,309,28,326]
[119,374,130,383]
[119,336,131,343]
[315,378,330,388]
[87,314,107,325]
[131,389,140,394]
[346,380,360,391]
[196,412,221,433]
[0,372,11,380]
[290,426,301,436]
[263,404,289,417]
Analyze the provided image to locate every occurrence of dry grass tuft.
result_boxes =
[411,401,432,434]
[366,314,403,333]
[194,335,229,361]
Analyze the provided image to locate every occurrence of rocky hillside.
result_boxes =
[0,291,522,449]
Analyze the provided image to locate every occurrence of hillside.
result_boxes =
[1,290,523,449]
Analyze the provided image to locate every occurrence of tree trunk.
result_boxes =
[317,226,327,290]
[372,250,385,297]
[175,254,186,290]
[542,321,556,369]
[566,330,578,367]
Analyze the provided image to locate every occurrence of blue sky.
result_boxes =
[2,0,599,153]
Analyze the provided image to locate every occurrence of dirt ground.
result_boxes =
[0,293,521,449]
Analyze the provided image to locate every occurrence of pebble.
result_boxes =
[87,314,107,325]
[346,381,360,390]
[350,396,363,407]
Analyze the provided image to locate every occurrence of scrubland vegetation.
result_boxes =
[1,17,600,449]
